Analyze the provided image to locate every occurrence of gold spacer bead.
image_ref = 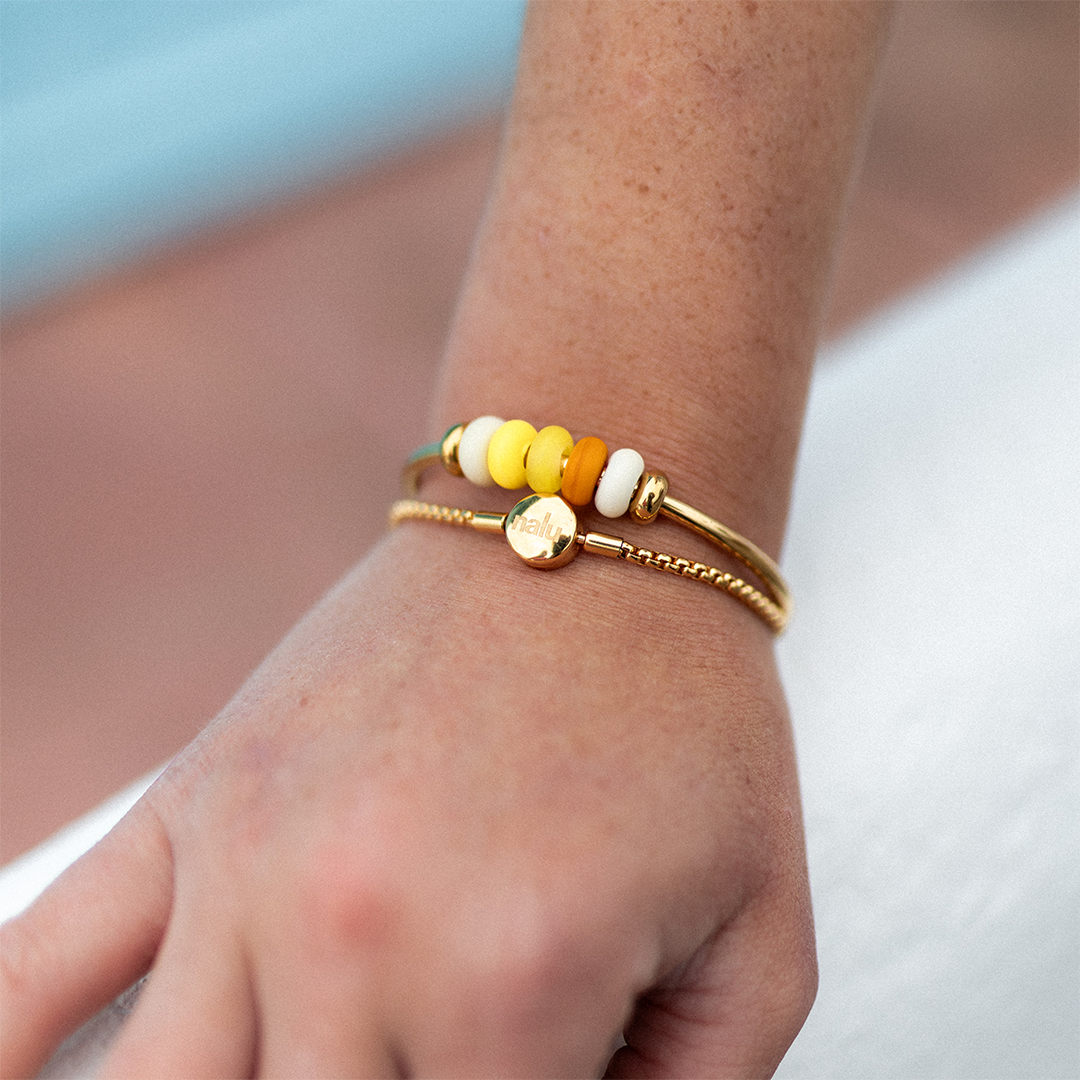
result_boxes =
[440,424,466,476]
[629,471,669,524]
[581,531,629,559]
[471,512,506,534]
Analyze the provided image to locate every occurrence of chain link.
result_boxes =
[389,500,475,528]
[621,544,785,632]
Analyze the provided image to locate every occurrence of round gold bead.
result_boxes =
[628,471,669,523]
[439,423,466,476]
[503,494,580,569]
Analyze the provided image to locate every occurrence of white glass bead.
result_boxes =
[457,416,505,487]
[594,448,645,518]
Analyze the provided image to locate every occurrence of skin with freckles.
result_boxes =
[0,3,889,1077]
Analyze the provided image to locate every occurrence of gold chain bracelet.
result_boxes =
[389,499,787,632]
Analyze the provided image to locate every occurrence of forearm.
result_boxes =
[437,0,889,555]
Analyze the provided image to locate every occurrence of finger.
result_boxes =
[259,1016,399,1080]
[244,841,423,1079]
[608,894,817,1080]
[100,899,256,1080]
[0,805,173,1080]
[254,959,398,1080]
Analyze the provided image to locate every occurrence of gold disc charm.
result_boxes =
[504,494,580,569]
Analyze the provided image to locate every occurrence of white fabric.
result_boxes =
[2,197,1077,1078]
[775,196,1079,1080]
[0,772,157,925]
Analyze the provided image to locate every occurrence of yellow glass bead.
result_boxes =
[487,419,537,489]
[561,436,608,506]
[525,425,574,494]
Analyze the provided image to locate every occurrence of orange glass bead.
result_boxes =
[561,436,608,506]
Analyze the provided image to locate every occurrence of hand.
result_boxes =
[2,523,814,1078]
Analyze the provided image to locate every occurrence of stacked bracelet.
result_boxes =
[393,417,792,633]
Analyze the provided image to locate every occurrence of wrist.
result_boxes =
[378,523,779,676]
[396,417,791,633]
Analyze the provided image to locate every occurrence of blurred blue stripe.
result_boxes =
[0,1,525,306]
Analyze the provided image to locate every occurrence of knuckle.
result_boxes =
[455,901,596,1030]
[291,842,401,956]
[480,944,557,1012]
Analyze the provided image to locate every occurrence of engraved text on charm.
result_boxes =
[503,494,580,568]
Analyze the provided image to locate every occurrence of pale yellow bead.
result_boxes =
[525,425,574,494]
[487,419,537,489]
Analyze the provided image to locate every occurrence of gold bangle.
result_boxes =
[389,499,788,633]
[397,420,792,633]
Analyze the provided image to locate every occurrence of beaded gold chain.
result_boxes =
[389,498,787,632]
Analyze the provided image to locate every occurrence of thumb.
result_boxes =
[607,896,816,1079]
